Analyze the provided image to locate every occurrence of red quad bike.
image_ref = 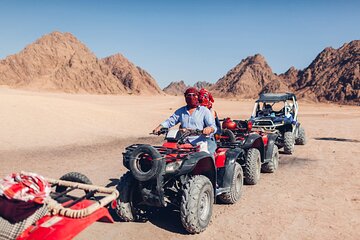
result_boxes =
[218,118,280,185]
[3,172,119,240]
[114,128,245,234]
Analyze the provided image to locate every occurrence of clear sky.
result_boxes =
[0,0,359,88]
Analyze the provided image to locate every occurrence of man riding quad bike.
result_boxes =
[249,93,306,154]
[114,128,245,234]
[218,117,280,183]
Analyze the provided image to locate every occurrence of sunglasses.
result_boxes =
[186,93,197,97]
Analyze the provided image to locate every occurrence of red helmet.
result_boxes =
[222,118,237,130]
[198,88,214,109]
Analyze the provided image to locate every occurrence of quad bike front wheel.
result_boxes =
[244,148,261,185]
[284,131,295,154]
[115,171,147,222]
[180,175,214,234]
[261,145,279,173]
[217,162,243,204]
[295,126,306,145]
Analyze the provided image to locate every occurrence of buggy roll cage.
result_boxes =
[251,93,298,121]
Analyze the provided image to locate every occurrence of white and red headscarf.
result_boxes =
[0,171,51,204]
[199,88,214,109]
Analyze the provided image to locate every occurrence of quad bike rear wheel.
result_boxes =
[243,148,261,185]
[55,172,92,194]
[284,131,295,154]
[115,171,147,222]
[180,175,214,234]
[261,145,279,173]
[217,162,243,204]
[295,126,306,145]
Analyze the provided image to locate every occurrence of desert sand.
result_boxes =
[0,86,359,240]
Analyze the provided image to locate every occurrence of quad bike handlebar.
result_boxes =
[150,128,204,144]
[151,128,203,136]
[150,127,169,136]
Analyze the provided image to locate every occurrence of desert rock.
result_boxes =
[102,53,163,95]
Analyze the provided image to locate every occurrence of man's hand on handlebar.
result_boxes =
[202,127,214,135]
[152,125,163,135]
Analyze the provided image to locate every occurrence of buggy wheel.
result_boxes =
[261,145,279,173]
[243,148,261,185]
[295,127,306,145]
[115,171,147,222]
[218,162,243,204]
[284,131,295,154]
[55,172,92,195]
[221,129,236,143]
[181,175,214,234]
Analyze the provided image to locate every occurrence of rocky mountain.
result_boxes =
[163,80,213,95]
[293,40,360,104]
[210,41,359,104]
[0,31,163,95]
[102,54,163,95]
[163,80,188,95]
[210,54,289,98]
[193,81,213,89]
[279,66,300,85]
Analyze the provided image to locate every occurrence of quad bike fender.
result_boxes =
[177,152,216,190]
[241,134,265,163]
[264,133,278,163]
[219,148,245,189]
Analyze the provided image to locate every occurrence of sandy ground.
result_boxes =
[0,87,359,240]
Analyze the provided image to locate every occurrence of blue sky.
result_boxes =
[0,0,359,88]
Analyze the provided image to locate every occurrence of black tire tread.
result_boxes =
[295,127,306,145]
[218,163,243,204]
[244,148,261,185]
[261,145,279,173]
[284,131,295,154]
[56,172,92,193]
[180,175,213,234]
[115,172,138,222]
[129,144,163,182]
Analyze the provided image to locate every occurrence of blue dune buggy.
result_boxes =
[250,93,306,154]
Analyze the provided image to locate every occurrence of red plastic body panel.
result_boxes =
[262,135,268,147]
[162,142,177,149]
[162,142,194,149]
[17,200,113,240]
[162,142,198,162]
[214,148,227,168]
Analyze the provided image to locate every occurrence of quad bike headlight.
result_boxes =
[165,161,182,173]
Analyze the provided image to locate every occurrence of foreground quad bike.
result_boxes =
[114,128,244,234]
[1,172,119,240]
[218,118,280,184]
[250,93,306,154]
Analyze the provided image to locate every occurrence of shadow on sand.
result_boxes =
[108,206,188,235]
[279,156,317,167]
[314,137,360,143]
[106,178,189,235]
